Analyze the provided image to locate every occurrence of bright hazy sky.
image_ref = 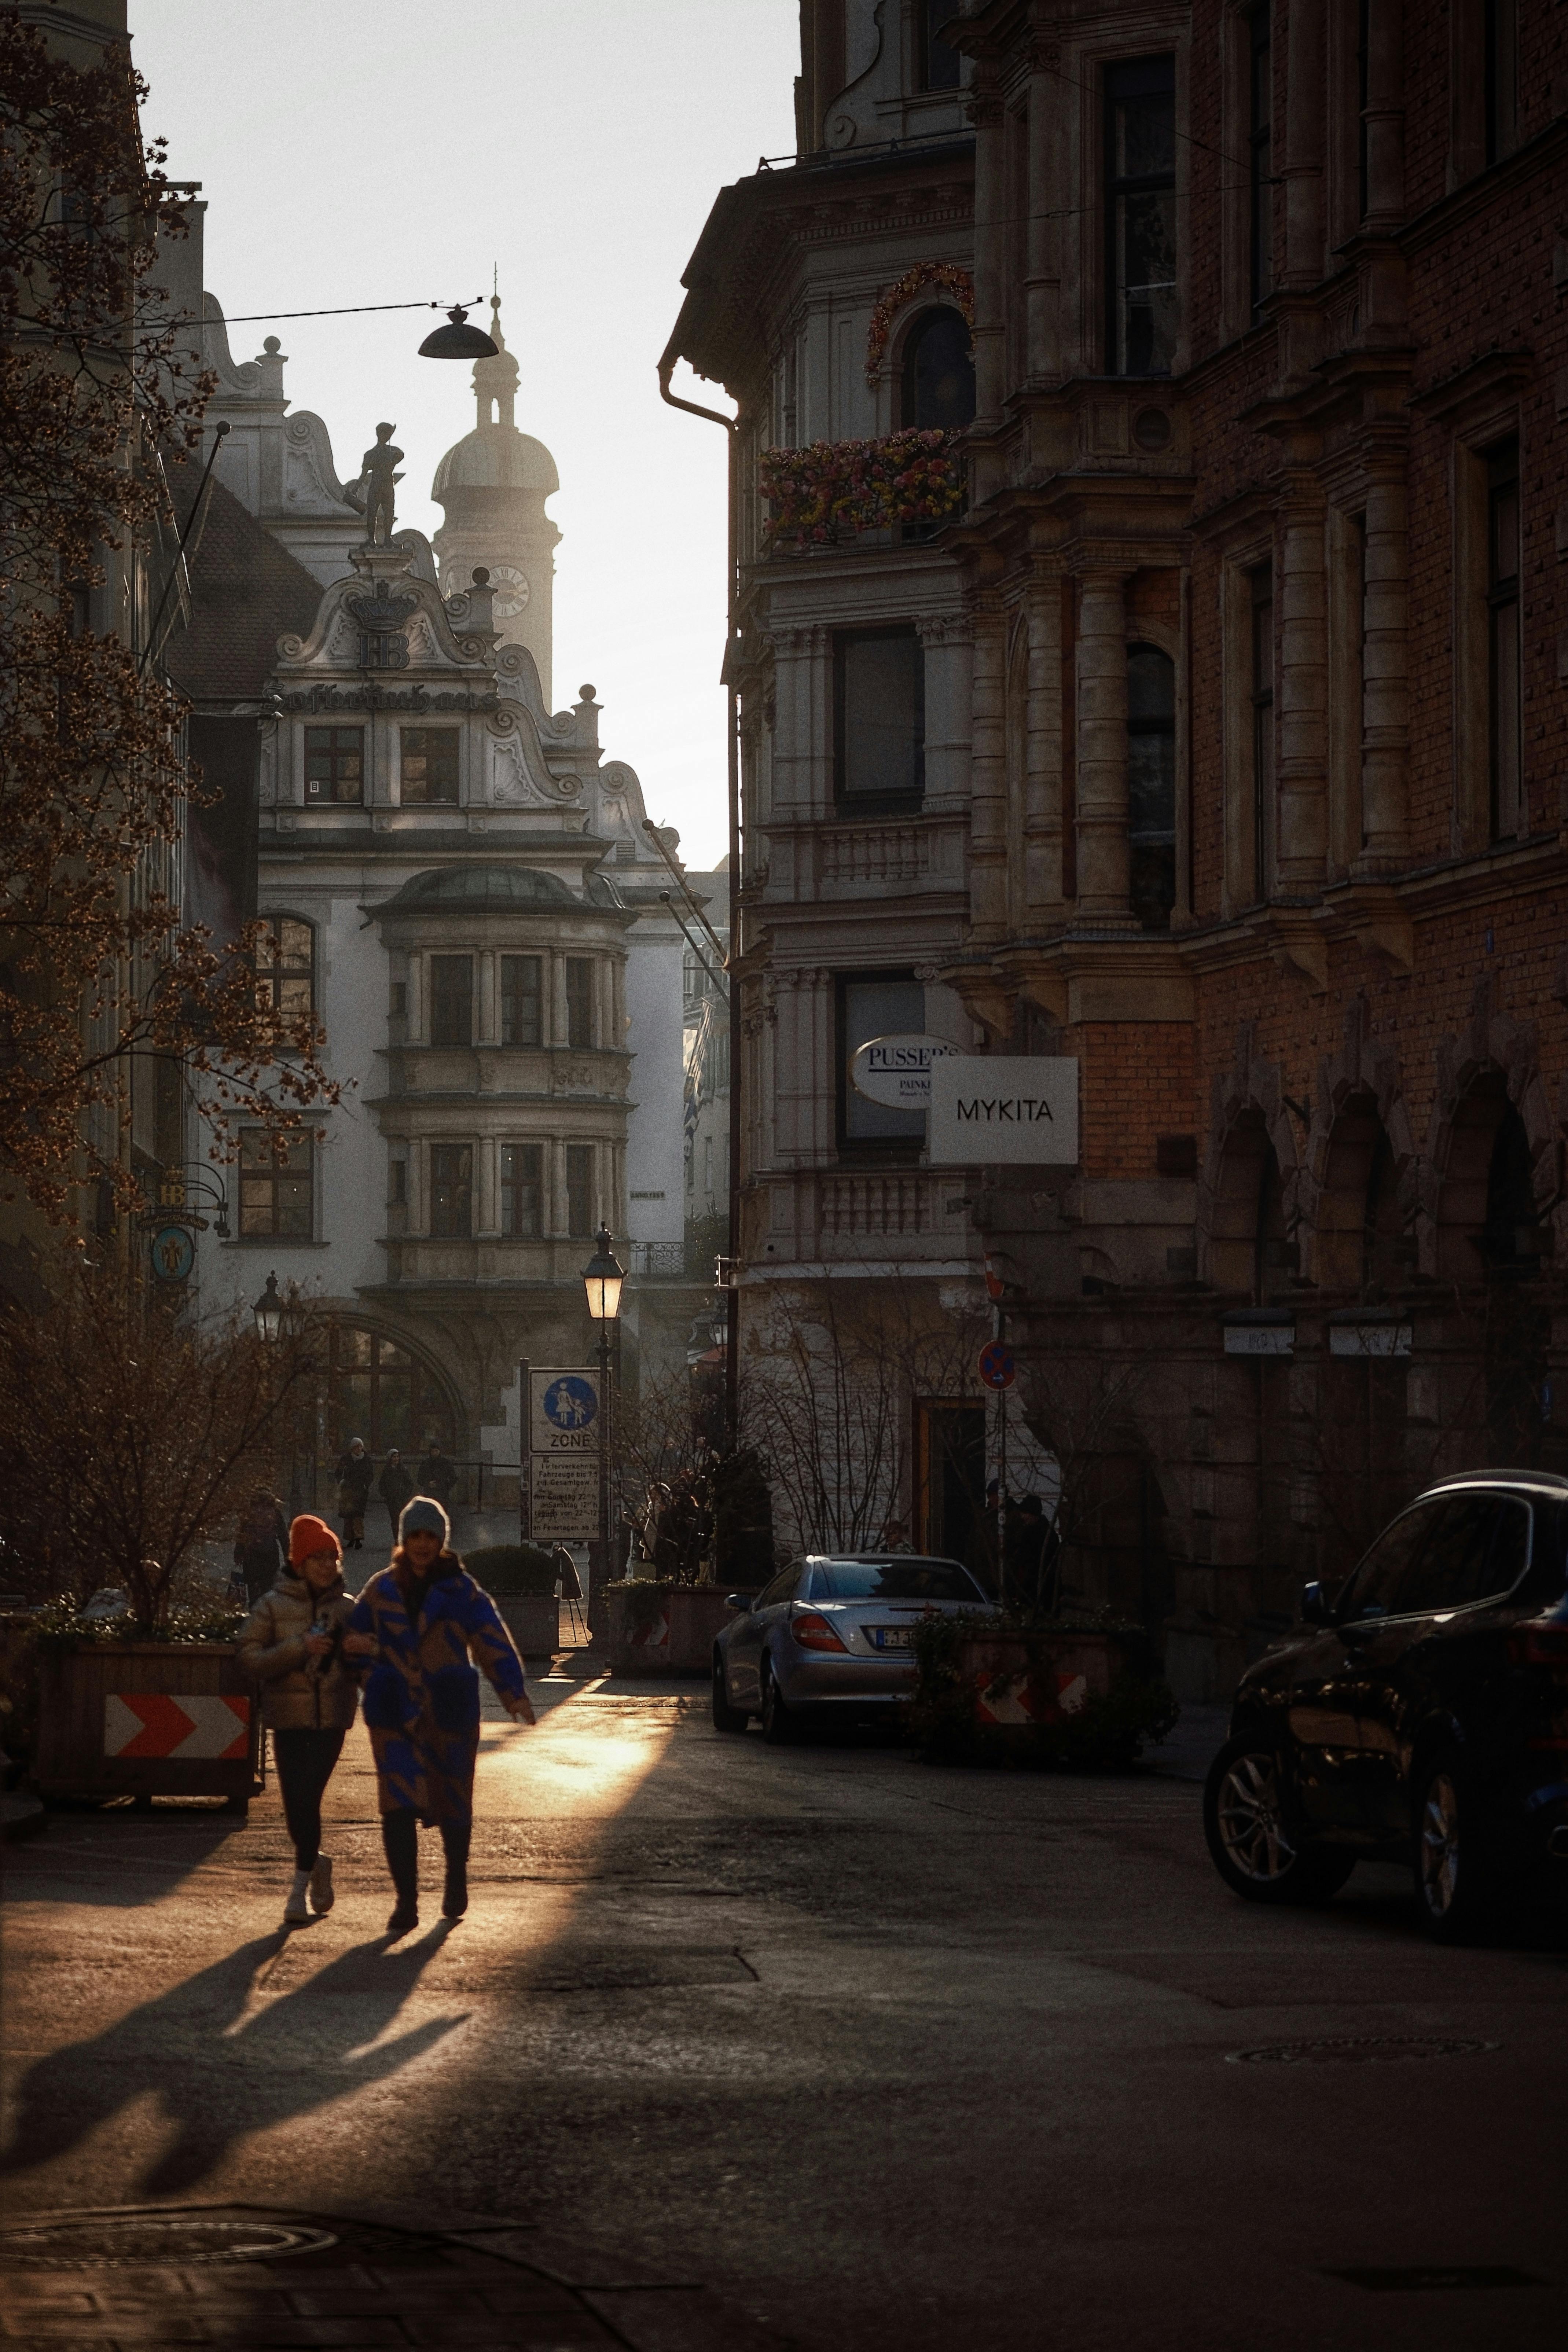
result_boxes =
[130,1,800,870]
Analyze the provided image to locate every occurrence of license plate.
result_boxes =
[870,1626,917,1651]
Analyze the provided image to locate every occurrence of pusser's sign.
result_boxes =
[928,1056,1079,1165]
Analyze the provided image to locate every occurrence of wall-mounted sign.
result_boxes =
[529,1453,598,1543]
[1224,1323,1295,1356]
[529,1368,601,1452]
[928,1057,1079,1166]
[1329,1323,1412,1359]
[150,1225,195,1283]
[850,1033,963,1110]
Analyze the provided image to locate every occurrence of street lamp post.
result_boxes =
[581,1225,625,1624]
[252,1272,284,1344]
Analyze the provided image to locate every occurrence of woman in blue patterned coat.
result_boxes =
[345,1495,535,1934]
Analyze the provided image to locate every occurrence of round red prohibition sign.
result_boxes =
[978,1340,1016,1391]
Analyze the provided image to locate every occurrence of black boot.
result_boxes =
[440,1819,471,1920]
[382,1809,419,1934]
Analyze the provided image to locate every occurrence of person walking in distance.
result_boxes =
[335,1438,374,1553]
[415,1440,458,1515]
[348,1495,534,1935]
[232,1489,287,1604]
[378,1448,414,1543]
[238,1515,361,1925]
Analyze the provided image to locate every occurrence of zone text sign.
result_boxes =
[928,1057,1078,1165]
[529,1368,602,1452]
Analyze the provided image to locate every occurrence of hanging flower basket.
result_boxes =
[760,430,964,551]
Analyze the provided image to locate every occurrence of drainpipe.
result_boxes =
[657,339,741,1454]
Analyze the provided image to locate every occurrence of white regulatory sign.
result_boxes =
[529,1367,602,1453]
[927,1056,1079,1165]
[529,1454,599,1543]
[850,1033,963,1109]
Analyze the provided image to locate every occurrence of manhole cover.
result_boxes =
[0,2216,339,2269]
[1227,2036,1499,2067]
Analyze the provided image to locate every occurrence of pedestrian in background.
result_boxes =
[349,1496,534,1936]
[232,1489,287,1604]
[238,1514,361,1925]
[416,1441,458,1515]
[378,1448,414,1542]
[335,1438,374,1552]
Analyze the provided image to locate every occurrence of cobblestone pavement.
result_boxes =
[5,1655,1568,2350]
[0,2202,786,2351]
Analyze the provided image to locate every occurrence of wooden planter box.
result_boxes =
[497,1596,560,1658]
[34,1641,262,1813]
[957,1629,1125,1731]
[605,1585,741,1677]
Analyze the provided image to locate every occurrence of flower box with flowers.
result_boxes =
[760,431,964,551]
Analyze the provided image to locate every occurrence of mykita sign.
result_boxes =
[928,1056,1079,1165]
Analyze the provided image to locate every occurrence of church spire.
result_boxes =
[472,295,518,431]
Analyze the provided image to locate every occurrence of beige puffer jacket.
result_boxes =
[238,1571,360,1731]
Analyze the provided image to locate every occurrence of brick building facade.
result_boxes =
[943,0,1568,1692]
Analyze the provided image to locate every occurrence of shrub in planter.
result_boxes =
[910,1609,1179,1769]
[465,1544,558,1598]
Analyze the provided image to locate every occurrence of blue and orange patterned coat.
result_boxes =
[348,1554,526,1823]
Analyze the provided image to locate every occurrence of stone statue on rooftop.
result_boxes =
[350,422,404,545]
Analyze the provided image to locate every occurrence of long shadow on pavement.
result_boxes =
[1,1923,465,2197]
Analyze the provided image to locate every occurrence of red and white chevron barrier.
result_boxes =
[975,1668,1089,1728]
[104,1693,250,1760]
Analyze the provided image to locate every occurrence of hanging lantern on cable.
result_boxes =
[418,303,498,360]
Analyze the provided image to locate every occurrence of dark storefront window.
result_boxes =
[501,954,543,1045]
[304,726,363,805]
[500,1142,543,1238]
[401,728,459,805]
[835,628,925,804]
[430,1142,472,1237]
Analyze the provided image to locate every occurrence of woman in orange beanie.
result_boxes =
[238,1514,361,1924]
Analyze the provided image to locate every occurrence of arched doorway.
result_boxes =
[1437,1074,1549,1463]
[1208,1107,1288,1302]
[324,1323,458,1460]
[1315,1091,1403,1296]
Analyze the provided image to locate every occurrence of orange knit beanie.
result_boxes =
[289,1513,341,1569]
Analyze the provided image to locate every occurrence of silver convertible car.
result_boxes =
[711,1552,991,1741]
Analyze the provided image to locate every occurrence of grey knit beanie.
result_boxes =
[399,1495,449,1547]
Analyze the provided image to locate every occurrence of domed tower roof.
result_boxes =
[430,298,559,499]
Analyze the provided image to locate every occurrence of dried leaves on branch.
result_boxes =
[0,1253,321,1628]
[0,14,336,1224]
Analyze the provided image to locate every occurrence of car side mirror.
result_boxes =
[1300,1581,1329,1627]
[724,1592,748,1612]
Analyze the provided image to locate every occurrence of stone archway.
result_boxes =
[1198,1024,1301,1293]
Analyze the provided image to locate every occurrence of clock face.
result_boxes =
[489,563,530,620]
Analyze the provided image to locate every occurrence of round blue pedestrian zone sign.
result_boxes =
[543,1375,598,1432]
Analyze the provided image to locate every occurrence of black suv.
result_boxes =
[1204,1471,1568,1939]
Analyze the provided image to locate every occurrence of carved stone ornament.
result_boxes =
[345,583,418,672]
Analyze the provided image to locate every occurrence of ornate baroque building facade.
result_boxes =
[675,0,1568,1688]
[160,206,698,1493]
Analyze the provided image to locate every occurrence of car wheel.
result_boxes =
[1204,1735,1356,1906]
[760,1658,796,1746]
[1411,1752,1494,1943]
[711,1649,749,1734]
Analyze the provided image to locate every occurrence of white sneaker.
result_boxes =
[309,1856,334,1914]
[283,1871,310,1924]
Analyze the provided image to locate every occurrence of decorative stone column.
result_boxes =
[1276,477,1329,887]
[550,952,568,1049]
[1363,0,1406,229]
[970,90,1006,422]
[548,1138,568,1238]
[1025,71,1062,380]
[1357,446,1411,871]
[1282,0,1326,287]
[407,952,426,1046]
[1024,576,1064,910]
[968,598,1009,941]
[475,1136,498,1236]
[1074,571,1132,920]
[477,951,497,1045]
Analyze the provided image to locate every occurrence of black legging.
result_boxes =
[272,1728,345,1870]
[381,1809,469,1903]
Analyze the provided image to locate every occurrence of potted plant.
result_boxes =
[1,1256,319,1814]
[466,1544,559,1659]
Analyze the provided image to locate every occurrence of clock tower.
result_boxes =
[431,297,561,703]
